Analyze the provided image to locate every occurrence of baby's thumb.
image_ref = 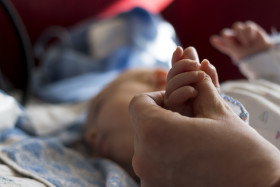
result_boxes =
[196,74,219,99]
[193,74,227,118]
[200,59,220,91]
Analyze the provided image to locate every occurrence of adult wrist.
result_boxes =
[270,178,280,187]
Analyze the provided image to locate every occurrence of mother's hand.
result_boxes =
[129,91,280,187]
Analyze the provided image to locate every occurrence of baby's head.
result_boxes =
[84,68,167,177]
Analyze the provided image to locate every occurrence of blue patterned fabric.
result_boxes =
[0,90,138,186]
[0,123,138,187]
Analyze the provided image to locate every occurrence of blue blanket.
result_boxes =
[32,7,177,103]
[0,121,138,187]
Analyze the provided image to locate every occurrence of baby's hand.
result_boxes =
[164,46,220,116]
[210,21,274,61]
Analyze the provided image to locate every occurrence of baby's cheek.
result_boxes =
[111,132,134,163]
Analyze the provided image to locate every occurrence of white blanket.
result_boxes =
[222,79,280,149]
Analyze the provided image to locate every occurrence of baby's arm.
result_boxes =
[210,21,274,62]
[211,21,280,83]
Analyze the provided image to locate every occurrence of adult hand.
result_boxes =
[129,91,280,187]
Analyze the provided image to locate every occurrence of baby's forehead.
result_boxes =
[89,69,150,105]
[104,69,152,88]
[85,74,131,130]
[85,68,165,130]
[91,68,163,103]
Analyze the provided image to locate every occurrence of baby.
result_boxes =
[84,46,240,179]
[84,67,168,178]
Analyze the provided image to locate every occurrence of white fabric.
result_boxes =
[25,99,88,136]
[239,39,280,83]
[222,79,280,148]
[222,36,280,149]
[0,92,22,131]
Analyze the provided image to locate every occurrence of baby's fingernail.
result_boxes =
[208,63,216,70]
[174,46,183,55]
[177,46,183,51]
[203,59,215,69]
[183,46,200,63]
[222,28,233,36]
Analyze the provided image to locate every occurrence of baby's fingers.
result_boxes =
[243,21,259,44]
[166,71,205,98]
[232,22,248,45]
[171,46,184,66]
[182,47,200,62]
[200,59,220,92]
[233,21,259,46]
[167,59,200,82]
[210,29,238,55]
[167,86,198,107]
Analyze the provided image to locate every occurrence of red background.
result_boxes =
[1,0,280,88]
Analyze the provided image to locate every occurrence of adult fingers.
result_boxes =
[130,91,176,132]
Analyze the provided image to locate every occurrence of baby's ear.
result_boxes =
[85,128,97,148]
[154,69,167,89]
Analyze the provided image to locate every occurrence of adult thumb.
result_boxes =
[129,91,184,132]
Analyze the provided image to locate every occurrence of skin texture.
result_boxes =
[84,47,219,179]
[129,48,280,187]
[210,21,275,61]
[84,68,167,178]
[164,46,219,116]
